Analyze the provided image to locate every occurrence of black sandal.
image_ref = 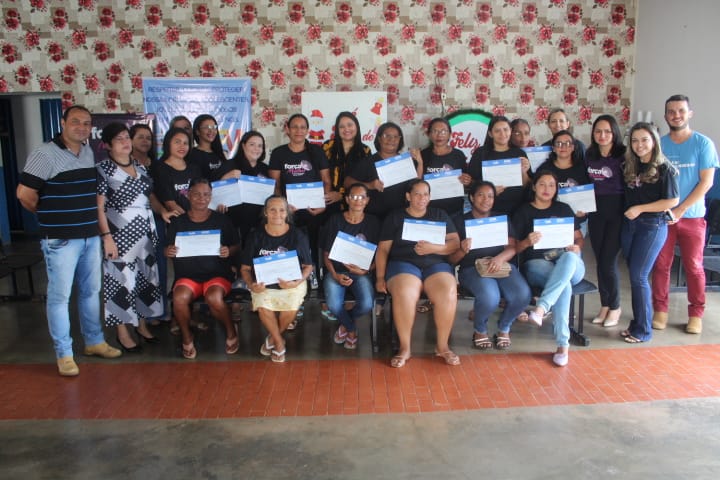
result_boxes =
[473,333,493,350]
[494,333,511,350]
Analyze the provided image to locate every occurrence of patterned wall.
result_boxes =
[0,0,636,149]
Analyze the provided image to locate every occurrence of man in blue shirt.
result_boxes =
[652,95,719,334]
[17,105,121,376]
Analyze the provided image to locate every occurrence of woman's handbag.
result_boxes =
[474,257,512,278]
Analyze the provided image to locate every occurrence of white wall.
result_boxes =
[9,93,60,171]
[634,0,720,145]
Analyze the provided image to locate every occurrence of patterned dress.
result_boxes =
[97,159,162,327]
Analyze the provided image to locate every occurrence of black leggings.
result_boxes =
[588,196,623,309]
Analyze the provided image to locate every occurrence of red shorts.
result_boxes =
[174,277,231,300]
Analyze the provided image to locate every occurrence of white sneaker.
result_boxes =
[552,352,569,367]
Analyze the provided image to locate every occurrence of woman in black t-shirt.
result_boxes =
[240,196,314,363]
[450,181,531,350]
[513,171,585,367]
[187,114,227,181]
[152,127,202,214]
[467,116,532,215]
[619,122,679,344]
[375,179,461,368]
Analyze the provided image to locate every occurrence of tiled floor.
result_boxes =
[2,238,720,478]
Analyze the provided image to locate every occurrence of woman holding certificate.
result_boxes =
[187,114,227,181]
[165,179,241,359]
[585,115,626,327]
[620,123,679,344]
[467,116,532,215]
[240,196,314,363]
[413,117,471,218]
[214,131,270,244]
[375,179,461,368]
[512,171,585,367]
[152,127,202,214]
[449,181,532,350]
[321,183,380,349]
[345,122,422,220]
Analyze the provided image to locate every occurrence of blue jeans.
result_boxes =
[621,216,668,341]
[41,237,105,358]
[523,252,585,347]
[323,272,374,333]
[458,264,531,334]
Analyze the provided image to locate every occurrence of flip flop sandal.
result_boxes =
[182,341,196,359]
[286,319,298,331]
[344,335,358,350]
[260,335,274,356]
[321,309,338,321]
[624,335,644,344]
[620,329,631,338]
[416,302,433,313]
[473,334,493,350]
[225,336,240,355]
[333,327,348,344]
[194,321,209,331]
[494,333,511,350]
[435,349,461,366]
[271,348,286,363]
[516,311,529,323]
[390,354,411,368]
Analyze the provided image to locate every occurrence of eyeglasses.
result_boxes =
[200,125,218,131]
[381,133,401,140]
[553,141,573,148]
[348,195,367,201]
[431,129,449,135]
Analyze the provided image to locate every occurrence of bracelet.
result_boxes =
[100,232,111,237]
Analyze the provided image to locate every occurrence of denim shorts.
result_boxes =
[386,260,454,282]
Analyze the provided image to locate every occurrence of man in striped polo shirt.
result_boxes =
[17,105,121,377]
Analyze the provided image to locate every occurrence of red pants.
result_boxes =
[652,217,706,318]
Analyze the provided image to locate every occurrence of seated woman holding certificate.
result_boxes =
[449,181,532,350]
[321,183,380,349]
[512,171,585,367]
[375,179,461,368]
[467,116,532,215]
[240,196,314,363]
[165,178,241,360]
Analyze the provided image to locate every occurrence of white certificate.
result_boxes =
[286,182,325,209]
[533,217,574,249]
[424,169,464,200]
[558,184,597,214]
[328,231,377,271]
[375,152,417,188]
[239,175,275,205]
[523,146,552,172]
[481,158,523,187]
[209,178,241,209]
[464,215,508,249]
[401,219,446,245]
[253,250,303,286]
[174,229,222,258]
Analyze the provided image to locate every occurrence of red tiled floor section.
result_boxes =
[2,345,720,419]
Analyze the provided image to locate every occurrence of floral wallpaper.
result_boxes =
[0,0,636,149]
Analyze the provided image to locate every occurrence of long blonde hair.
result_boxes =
[623,122,668,185]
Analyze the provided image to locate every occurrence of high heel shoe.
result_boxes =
[135,327,160,344]
[116,335,142,353]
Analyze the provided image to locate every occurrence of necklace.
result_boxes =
[110,154,133,167]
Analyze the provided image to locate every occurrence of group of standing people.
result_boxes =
[16,94,717,375]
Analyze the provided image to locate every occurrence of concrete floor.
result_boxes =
[1,239,720,479]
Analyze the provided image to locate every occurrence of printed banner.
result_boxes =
[89,113,156,163]
[142,77,252,158]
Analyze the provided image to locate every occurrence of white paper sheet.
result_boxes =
[464,215,509,249]
[253,250,303,285]
[328,231,377,271]
[174,229,222,258]
[523,146,552,172]
[401,219,446,245]
[558,184,597,213]
[375,152,417,188]
[533,217,574,249]
[239,175,275,206]
[286,182,325,209]
[424,169,464,200]
[481,158,523,187]
[208,178,241,209]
